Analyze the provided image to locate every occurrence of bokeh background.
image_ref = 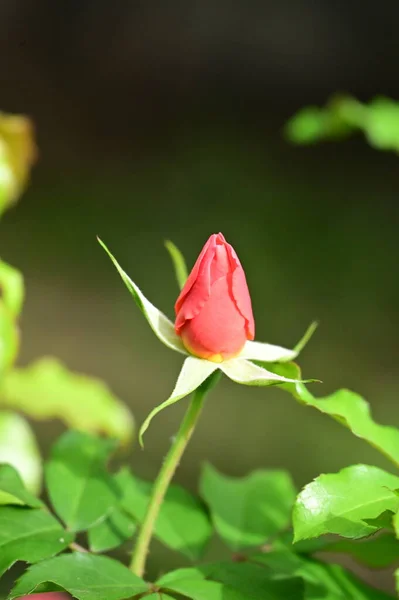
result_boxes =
[1,0,399,588]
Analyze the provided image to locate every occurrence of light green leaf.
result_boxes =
[139,356,218,445]
[9,553,148,600]
[98,238,187,355]
[0,506,73,577]
[0,112,36,215]
[293,464,399,542]
[0,464,43,507]
[0,260,24,317]
[220,358,313,387]
[0,411,42,494]
[240,322,317,363]
[200,463,296,550]
[45,431,119,532]
[0,301,19,378]
[366,96,399,151]
[121,469,212,559]
[1,358,134,444]
[268,361,399,468]
[165,240,188,290]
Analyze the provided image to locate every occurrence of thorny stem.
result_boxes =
[130,371,220,577]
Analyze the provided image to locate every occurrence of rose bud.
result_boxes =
[174,233,255,362]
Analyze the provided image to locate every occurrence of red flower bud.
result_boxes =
[175,233,255,362]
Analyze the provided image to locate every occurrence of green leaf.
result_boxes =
[0,112,36,215]
[121,469,212,559]
[251,549,394,599]
[284,100,354,145]
[240,322,318,363]
[393,510,399,540]
[88,471,137,552]
[98,238,187,355]
[157,567,207,586]
[0,260,24,318]
[200,463,296,550]
[0,506,73,577]
[193,562,304,600]
[1,358,134,444]
[363,510,396,531]
[163,577,252,600]
[139,356,218,445]
[145,595,175,599]
[9,553,148,600]
[88,507,136,553]
[0,411,42,494]
[45,431,119,532]
[324,533,399,568]
[158,564,305,600]
[0,301,19,378]
[0,464,43,508]
[269,361,399,468]
[366,96,399,152]
[165,240,188,290]
[220,358,315,387]
[293,464,399,541]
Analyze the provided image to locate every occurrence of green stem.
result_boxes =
[130,372,220,577]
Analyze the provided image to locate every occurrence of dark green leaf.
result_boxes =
[158,564,305,600]
[1,358,134,443]
[145,595,175,600]
[200,463,296,550]
[324,533,399,568]
[363,510,396,531]
[88,508,136,553]
[251,549,393,599]
[121,469,212,559]
[183,562,304,600]
[268,361,399,468]
[163,577,253,600]
[161,566,303,600]
[0,411,42,494]
[165,240,188,290]
[0,464,43,507]
[293,464,399,541]
[88,469,136,552]
[46,431,119,532]
[0,506,73,577]
[9,553,148,600]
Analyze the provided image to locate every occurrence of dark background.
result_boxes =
[1,0,399,587]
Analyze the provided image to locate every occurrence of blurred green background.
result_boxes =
[1,0,399,581]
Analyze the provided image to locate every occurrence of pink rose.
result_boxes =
[175,233,255,361]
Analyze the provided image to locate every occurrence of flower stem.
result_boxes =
[130,372,220,577]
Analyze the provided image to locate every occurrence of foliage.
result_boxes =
[1,109,399,599]
[0,114,134,495]
[285,94,399,154]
